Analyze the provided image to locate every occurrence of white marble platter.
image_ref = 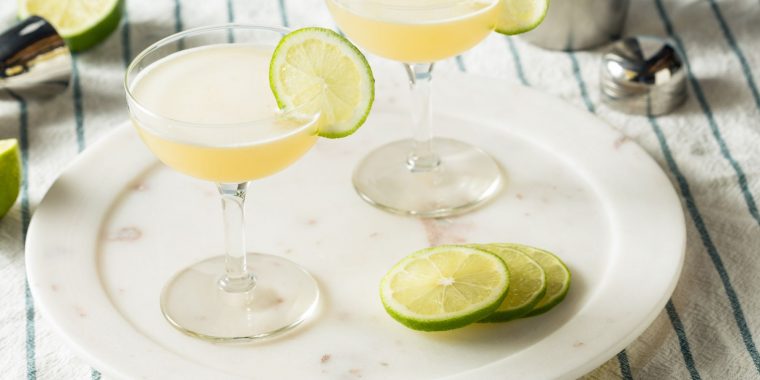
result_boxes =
[25,73,685,380]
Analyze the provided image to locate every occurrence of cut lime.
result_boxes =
[0,139,22,219]
[473,244,546,322]
[380,245,510,331]
[269,27,374,139]
[495,0,550,36]
[495,243,571,316]
[18,0,123,52]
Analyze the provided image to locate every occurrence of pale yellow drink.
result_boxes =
[326,0,501,62]
[129,44,319,183]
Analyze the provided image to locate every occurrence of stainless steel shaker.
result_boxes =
[0,16,72,100]
[601,36,688,115]
[521,0,631,51]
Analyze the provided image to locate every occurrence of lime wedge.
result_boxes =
[495,0,550,36]
[0,139,22,219]
[473,244,546,322]
[18,0,123,52]
[269,27,375,138]
[380,245,510,331]
[495,243,571,316]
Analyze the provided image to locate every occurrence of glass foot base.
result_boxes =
[160,253,319,342]
[352,138,503,218]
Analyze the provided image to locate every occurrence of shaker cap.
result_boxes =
[601,35,687,115]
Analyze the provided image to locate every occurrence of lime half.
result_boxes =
[19,0,123,52]
[380,245,510,331]
[269,27,374,138]
[474,244,546,322]
[495,243,571,316]
[0,139,22,219]
[495,0,550,35]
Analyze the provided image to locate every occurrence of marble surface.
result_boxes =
[25,73,684,379]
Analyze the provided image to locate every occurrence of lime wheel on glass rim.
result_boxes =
[269,27,375,138]
[495,0,550,35]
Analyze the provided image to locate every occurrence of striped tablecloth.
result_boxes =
[2,0,759,378]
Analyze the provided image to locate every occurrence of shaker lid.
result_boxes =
[601,35,687,116]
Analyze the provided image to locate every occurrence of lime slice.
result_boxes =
[380,245,510,331]
[18,0,123,52]
[473,244,546,322]
[495,0,550,36]
[269,27,375,139]
[495,243,571,316]
[0,139,22,219]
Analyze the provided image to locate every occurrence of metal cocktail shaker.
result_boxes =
[0,16,71,100]
[521,0,631,51]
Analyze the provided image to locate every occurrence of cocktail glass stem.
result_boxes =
[217,182,256,293]
[404,62,440,172]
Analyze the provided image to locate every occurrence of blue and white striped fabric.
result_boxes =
[1,1,759,378]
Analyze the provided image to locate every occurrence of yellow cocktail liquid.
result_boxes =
[326,0,502,63]
[130,44,318,183]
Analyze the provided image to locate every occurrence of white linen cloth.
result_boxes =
[1,0,759,379]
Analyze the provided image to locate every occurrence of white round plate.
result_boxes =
[26,73,685,380]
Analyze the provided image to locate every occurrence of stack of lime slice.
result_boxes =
[380,243,570,331]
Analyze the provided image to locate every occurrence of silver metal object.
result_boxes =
[521,0,630,51]
[601,36,687,116]
[0,16,71,100]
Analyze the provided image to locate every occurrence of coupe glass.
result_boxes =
[327,0,504,217]
[124,25,321,342]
